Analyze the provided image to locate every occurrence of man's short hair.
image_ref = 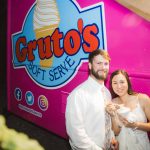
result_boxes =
[88,49,111,63]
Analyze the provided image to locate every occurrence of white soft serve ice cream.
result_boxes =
[33,0,60,67]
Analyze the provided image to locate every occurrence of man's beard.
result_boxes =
[91,68,108,80]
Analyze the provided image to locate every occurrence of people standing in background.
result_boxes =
[106,69,150,150]
[65,49,118,150]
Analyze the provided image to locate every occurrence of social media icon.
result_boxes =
[25,91,34,105]
[38,95,48,111]
[14,88,22,101]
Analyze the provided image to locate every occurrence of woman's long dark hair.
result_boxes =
[109,69,136,98]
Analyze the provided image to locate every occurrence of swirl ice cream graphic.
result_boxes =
[12,0,107,89]
[33,0,60,67]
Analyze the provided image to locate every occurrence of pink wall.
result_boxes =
[104,0,150,95]
[7,0,150,138]
[77,0,150,95]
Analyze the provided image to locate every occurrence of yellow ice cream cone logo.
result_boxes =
[33,0,60,68]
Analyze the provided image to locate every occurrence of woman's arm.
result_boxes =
[111,114,121,136]
[105,102,121,135]
[135,94,150,131]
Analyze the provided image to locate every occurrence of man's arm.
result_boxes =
[65,92,103,150]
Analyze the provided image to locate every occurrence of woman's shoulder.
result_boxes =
[138,93,150,106]
[138,93,149,100]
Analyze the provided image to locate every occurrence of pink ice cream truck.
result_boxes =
[7,0,150,138]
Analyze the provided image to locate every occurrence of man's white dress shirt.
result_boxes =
[65,76,112,150]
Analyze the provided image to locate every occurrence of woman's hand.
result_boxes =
[105,103,119,117]
[118,115,137,129]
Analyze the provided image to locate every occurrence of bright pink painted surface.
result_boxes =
[7,0,150,138]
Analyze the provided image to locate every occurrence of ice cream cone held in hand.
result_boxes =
[33,0,60,67]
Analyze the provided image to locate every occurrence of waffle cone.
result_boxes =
[40,56,54,68]
[34,24,58,39]
[35,24,58,68]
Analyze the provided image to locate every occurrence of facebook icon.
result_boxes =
[14,88,22,101]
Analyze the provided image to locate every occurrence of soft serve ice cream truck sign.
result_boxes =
[9,0,107,137]
[12,0,106,88]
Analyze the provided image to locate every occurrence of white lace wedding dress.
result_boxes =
[116,103,150,150]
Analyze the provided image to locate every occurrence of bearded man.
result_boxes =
[65,49,118,150]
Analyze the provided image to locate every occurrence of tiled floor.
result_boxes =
[4,113,71,150]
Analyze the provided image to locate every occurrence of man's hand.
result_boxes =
[110,138,119,150]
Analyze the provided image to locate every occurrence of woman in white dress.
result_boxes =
[106,69,150,150]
